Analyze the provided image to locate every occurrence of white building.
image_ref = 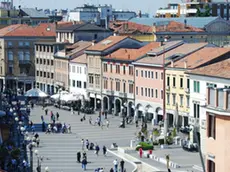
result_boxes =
[69,54,88,99]
[187,57,230,154]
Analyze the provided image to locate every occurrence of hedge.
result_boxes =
[135,142,153,151]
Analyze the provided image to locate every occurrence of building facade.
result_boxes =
[85,36,143,110]
[0,23,56,92]
[35,42,67,94]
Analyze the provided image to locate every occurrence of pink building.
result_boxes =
[101,42,160,116]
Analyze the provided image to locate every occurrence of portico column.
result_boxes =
[31,81,34,89]
[134,109,137,122]
[94,94,97,111]
[108,98,111,113]
[101,97,104,112]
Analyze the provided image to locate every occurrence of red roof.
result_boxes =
[0,23,56,37]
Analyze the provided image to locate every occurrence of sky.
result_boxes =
[12,0,180,16]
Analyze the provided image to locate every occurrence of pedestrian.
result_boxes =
[113,159,118,172]
[81,158,87,171]
[36,137,40,147]
[67,124,71,133]
[71,107,74,115]
[82,151,87,161]
[89,116,92,125]
[106,119,110,128]
[81,139,85,150]
[86,139,89,150]
[102,146,107,156]
[56,112,59,121]
[109,168,114,172]
[120,159,125,172]
[95,145,100,156]
[52,115,56,124]
[105,110,108,119]
[139,147,143,158]
[77,151,81,163]
[135,120,138,128]
[41,115,44,122]
[31,125,35,134]
[45,108,48,115]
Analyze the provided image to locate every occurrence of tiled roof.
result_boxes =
[0,23,56,37]
[156,21,204,32]
[86,36,130,51]
[70,54,87,64]
[56,23,110,32]
[105,42,161,61]
[135,42,208,65]
[21,8,48,18]
[129,17,218,28]
[109,21,152,34]
[173,47,230,69]
[66,41,92,57]
[186,58,230,79]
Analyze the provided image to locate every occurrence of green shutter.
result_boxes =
[194,81,197,92]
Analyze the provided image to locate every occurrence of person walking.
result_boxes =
[67,124,71,133]
[81,139,85,150]
[45,108,48,115]
[113,159,118,172]
[81,158,87,171]
[139,147,143,158]
[89,117,92,125]
[36,137,40,147]
[85,139,89,150]
[82,151,87,161]
[120,159,125,172]
[102,146,107,156]
[95,145,100,156]
[77,151,81,163]
[56,112,59,121]
[106,119,110,128]
[40,115,44,122]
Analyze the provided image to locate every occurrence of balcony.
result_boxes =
[184,88,190,93]
[19,60,31,64]
[207,87,230,111]
[189,117,200,126]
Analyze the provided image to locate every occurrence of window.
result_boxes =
[187,79,190,89]
[129,66,133,75]
[141,70,143,77]
[77,81,82,88]
[151,71,154,79]
[173,77,176,87]
[148,71,150,78]
[25,42,30,47]
[123,82,126,93]
[161,90,163,99]
[8,65,13,74]
[136,86,138,95]
[180,78,183,88]
[72,66,76,73]
[148,88,150,97]
[43,59,46,65]
[167,76,170,86]
[51,73,54,79]
[94,34,98,40]
[104,79,108,89]
[8,41,12,47]
[151,89,154,97]
[141,87,143,96]
[116,65,120,74]
[207,160,215,172]
[167,93,170,104]
[155,89,158,98]
[180,95,183,106]
[208,114,216,139]
[84,82,86,88]
[155,72,158,79]
[18,41,23,47]
[79,67,82,74]
[206,83,217,88]
[129,84,134,94]
[172,94,176,105]
[40,59,42,64]
[36,71,39,76]
[47,72,50,78]
[145,71,147,78]
[194,81,200,93]
[72,80,76,87]
[186,96,190,107]
[116,81,120,91]
[123,66,126,75]
[43,72,46,77]
[145,88,147,96]
[161,72,163,80]
[84,67,86,74]
[51,60,54,66]
[25,51,30,60]
[36,58,39,64]
[8,51,13,60]
[18,51,23,60]
[193,103,200,118]
[40,71,42,77]
[103,63,108,72]
[89,76,94,84]
[136,70,138,77]
[110,80,113,90]
[110,64,112,72]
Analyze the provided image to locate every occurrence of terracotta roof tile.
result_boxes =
[70,54,87,64]
[110,21,153,34]
[105,42,161,61]
[156,21,204,32]
[0,23,56,37]
[174,47,230,69]
[136,42,207,65]
[187,57,230,79]
[86,36,130,52]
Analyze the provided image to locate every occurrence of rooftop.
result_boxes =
[156,21,204,32]
[105,42,160,61]
[56,23,110,32]
[70,54,87,64]
[21,8,49,18]
[0,23,56,37]
[186,53,230,79]
[171,47,230,69]
[135,42,208,66]
[129,17,218,28]
[86,36,130,52]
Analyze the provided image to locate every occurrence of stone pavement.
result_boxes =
[27,105,138,172]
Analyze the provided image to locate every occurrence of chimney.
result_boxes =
[138,10,142,18]
[171,60,174,68]
[92,40,96,46]
[184,60,187,68]
[113,32,117,36]
[184,19,187,28]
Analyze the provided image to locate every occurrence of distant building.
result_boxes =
[0,23,56,91]
[56,22,112,44]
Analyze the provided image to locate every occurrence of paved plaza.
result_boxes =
[28,105,138,172]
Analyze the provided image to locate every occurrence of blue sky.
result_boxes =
[13,0,180,16]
